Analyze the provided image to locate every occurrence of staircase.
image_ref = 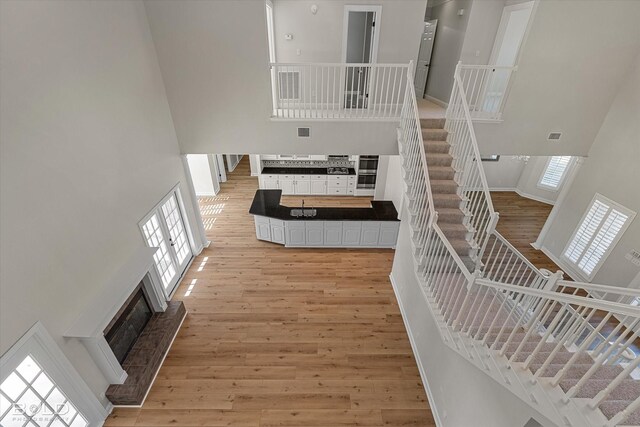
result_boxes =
[397,61,640,426]
[421,117,477,270]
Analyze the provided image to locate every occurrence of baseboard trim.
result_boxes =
[539,246,584,282]
[424,95,448,109]
[489,187,517,192]
[515,189,555,205]
[389,273,444,427]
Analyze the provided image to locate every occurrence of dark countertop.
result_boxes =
[261,167,357,176]
[249,190,399,222]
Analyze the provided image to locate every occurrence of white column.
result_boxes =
[81,337,127,385]
[181,155,210,251]
[532,157,585,249]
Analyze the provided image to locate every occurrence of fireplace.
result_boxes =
[104,285,153,365]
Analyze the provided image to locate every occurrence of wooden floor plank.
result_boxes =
[106,157,433,426]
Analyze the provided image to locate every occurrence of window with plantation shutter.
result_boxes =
[563,194,636,280]
[538,156,572,190]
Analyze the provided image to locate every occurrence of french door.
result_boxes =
[140,191,193,295]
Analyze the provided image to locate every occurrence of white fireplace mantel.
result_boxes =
[65,246,167,384]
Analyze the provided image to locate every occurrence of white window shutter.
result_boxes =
[539,156,571,190]
[563,195,635,279]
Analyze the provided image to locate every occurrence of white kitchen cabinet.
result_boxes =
[311,180,327,194]
[342,222,362,246]
[295,180,311,195]
[279,178,295,195]
[270,219,286,244]
[379,222,400,247]
[328,187,348,195]
[361,222,381,246]
[305,222,324,246]
[286,222,306,246]
[262,178,279,190]
[324,222,342,246]
[294,175,311,195]
[254,216,398,248]
[254,216,271,241]
[258,173,358,196]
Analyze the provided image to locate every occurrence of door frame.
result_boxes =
[341,5,382,64]
[138,183,196,298]
[488,1,535,67]
[0,322,110,426]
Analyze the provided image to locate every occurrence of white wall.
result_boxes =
[186,154,216,196]
[144,0,422,156]
[390,211,555,427]
[384,156,404,215]
[0,0,201,405]
[515,156,573,205]
[474,0,640,156]
[424,0,472,103]
[273,0,426,64]
[458,0,506,65]
[483,156,525,190]
[539,54,640,286]
[249,154,261,176]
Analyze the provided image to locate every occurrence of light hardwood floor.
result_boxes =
[106,157,435,426]
[490,191,559,272]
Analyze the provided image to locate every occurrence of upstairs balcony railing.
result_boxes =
[269,63,409,120]
[456,63,517,121]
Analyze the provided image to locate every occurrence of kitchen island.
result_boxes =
[249,190,400,248]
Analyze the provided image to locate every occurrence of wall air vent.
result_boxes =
[297,127,310,138]
[547,132,562,141]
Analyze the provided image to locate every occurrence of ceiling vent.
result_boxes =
[297,127,311,138]
[547,132,562,141]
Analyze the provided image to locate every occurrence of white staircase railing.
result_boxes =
[398,62,640,426]
[456,63,517,121]
[445,66,498,256]
[270,63,409,120]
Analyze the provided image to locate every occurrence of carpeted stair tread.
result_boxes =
[557,378,640,400]
[430,179,459,194]
[528,352,594,374]
[428,165,456,180]
[422,128,448,141]
[426,153,453,167]
[424,140,450,153]
[437,207,466,224]
[433,192,462,209]
[420,118,446,129]
[447,238,474,257]
[598,400,640,424]
[557,364,625,382]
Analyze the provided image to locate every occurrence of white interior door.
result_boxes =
[342,6,381,110]
[141,191,193,295]
[414,19,437,98]
[482,2,534,113]
[489,2,534,67]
